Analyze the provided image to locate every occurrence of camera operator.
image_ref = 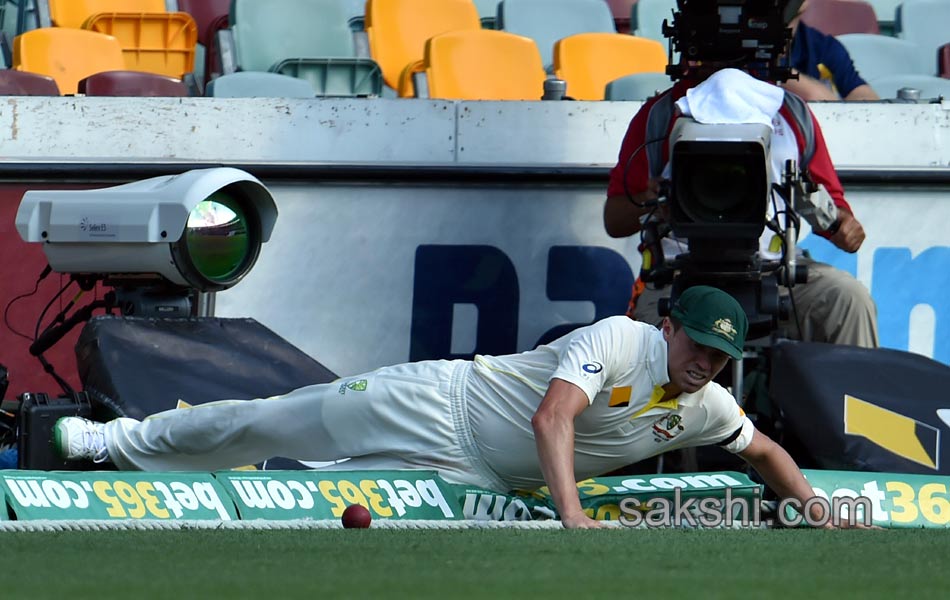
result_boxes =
[603,1,878,350]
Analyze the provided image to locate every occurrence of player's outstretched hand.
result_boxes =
[560,513,607,529]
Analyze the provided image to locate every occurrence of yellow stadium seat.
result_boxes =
[554,33,667,100]
[83,12,198,78]
[409,29,546,100]
[13,28,126,95]
[366,0,481,97]
[48,0,167,29]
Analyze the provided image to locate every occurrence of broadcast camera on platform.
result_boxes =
[11,166,278,372]
[5,168,280,469]
[642,0,839,342]
[15,167,277,355]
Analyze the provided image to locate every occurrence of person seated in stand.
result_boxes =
[54,287,863,528]
[603,4,878,350]
[782,0,879,101]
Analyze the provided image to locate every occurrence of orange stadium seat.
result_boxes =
[496,0,617,72]
[366,0,482,97]
[13,27,126,94]
[78,70,189,96]
[47,0,167,29]
[554,32,666,100]
[410,29,546,100]
[83,12,198,78]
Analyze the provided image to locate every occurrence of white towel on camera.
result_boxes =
[674,68,785,129]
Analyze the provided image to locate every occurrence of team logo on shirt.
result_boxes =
[338,379,368,394]
[582,362,603,374]
[652,413,686,443]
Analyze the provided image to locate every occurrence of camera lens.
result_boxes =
[182,190,256,287]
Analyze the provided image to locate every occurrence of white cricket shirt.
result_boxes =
[465,316,754,490]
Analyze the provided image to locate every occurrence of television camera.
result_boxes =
[15,167,278,356]
[637,0,840,341]
[6,168,279,468]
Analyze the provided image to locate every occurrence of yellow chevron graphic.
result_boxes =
[843,395,939,469]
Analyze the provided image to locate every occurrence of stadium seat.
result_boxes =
[496,0,616,72]
[204,71,315,97]
[865,0,903,34]
[0,68,60,95]
[801,0,879,36]
[604,71,671,100]
[631,0,676,47]
[472,0,500,29]
[365,0,482,97]
[83,12,198,78]
[340,0,368,30]
[605,0,638,34]
[554,32,665,100]
[176,0,230,81]
[940,43,950,79]
[12,27,126,94]
[230,0,381,97]
[272,58,383,97]
[895,0,950,75]
[867,73,950,100]
[47,0,167,29]
[0,0,43,42]
[78,70,189,96]
[232,0,356,71]
[836,33,932,85]
[411,29,545,100]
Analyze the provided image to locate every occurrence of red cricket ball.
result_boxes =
[341,504,372,529]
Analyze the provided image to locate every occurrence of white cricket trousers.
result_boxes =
[104,359,506,490]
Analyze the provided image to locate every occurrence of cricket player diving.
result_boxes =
[56,286,838,529]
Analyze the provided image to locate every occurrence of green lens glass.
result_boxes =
[185,191,251,284]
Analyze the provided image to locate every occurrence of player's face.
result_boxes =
[662,318,731,394]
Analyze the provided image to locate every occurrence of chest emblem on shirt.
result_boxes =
[338,379,368,394]
[652,413,685,443]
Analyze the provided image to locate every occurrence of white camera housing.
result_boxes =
[16,167,278,292]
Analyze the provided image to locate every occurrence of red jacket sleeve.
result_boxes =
[607,100,657,199]
[801,107,853,237]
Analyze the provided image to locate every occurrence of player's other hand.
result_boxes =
[560,512,607,529]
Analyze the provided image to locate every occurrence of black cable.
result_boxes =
[3,265,52,341]
[33,276,74,342]
[37,354,74,397]
[622,135,669,208]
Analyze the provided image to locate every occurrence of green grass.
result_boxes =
[2,528,948,599]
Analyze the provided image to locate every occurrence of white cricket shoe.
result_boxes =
[53,417,110,463]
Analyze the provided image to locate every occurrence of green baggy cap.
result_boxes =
[670,286,748,359]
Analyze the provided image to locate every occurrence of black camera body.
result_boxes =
[663,0,803,83]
